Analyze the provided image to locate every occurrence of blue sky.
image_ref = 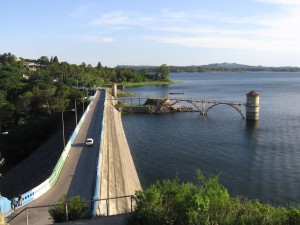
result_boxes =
[1,0,300,67]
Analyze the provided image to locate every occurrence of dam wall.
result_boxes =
[96,92,141,216]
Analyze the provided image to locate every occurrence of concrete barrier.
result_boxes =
[92,90,107,216]
[0,92,97,217]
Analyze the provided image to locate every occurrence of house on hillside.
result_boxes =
[23,61,40,71]
[22,74,30,80]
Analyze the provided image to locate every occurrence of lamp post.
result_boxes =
[75,97,87,126]
[74,99,78,127]
[62,109,75,148]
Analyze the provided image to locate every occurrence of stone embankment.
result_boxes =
[98,93,141,216]
[119,97,195,114]
[121,105,195,114]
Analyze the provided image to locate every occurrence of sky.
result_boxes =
[1,0,300,67]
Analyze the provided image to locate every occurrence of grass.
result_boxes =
[120,80,181,88]
[117,91,136,97]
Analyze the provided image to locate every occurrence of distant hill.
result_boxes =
[117,63,300,73]
[203,63,251,68]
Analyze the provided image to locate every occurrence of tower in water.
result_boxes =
[112,83,117,97]
[246,90,260,120]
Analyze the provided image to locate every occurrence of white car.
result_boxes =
[86,138,94,146]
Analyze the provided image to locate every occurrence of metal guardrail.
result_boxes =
[7,195,136,225]
[110,96,245,106]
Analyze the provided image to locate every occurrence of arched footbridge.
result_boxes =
[115,97,246,119]
[169,98,245,118]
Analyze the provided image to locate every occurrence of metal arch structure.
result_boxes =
[113,97,246,119]
[204,103,245,119]
[169,100,203,113]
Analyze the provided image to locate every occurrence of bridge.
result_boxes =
[115,97,246,119]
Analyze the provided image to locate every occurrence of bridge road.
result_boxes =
[9,90,105,225]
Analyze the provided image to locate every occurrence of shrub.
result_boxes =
[128,170,300,225]
[48,195,90,223]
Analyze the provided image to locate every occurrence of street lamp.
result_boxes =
[75,97,87,126]
[62,109,75,148]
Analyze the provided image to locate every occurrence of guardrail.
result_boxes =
[7,195,135,225]
[92,90,107,216]
[0,92,97,218]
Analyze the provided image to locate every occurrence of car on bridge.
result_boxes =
[86,138,94,146]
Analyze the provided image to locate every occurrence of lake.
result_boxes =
[122,72,300,205]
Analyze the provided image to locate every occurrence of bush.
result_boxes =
[128,170,300,225]
[48,195,90,223]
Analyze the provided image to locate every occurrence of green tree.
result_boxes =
[41,86,57,115]
[96,61,102,69]
[157,64,170,81]
[16,91,33,118]
[53,56,59,64]
[38,56,50,64]
[0,53,16,65]
[129,170,300,225]
[0,92,14,132]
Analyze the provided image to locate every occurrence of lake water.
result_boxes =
[122,72,300,205]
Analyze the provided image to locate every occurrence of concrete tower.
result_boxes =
[112,83,117,97]
[246,90,260,120]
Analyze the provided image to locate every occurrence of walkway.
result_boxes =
[97,93,141,215]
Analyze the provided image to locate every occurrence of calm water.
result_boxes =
[122,72,300,205]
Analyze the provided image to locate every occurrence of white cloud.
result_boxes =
[149,5,300,52]
[89,11,155,26]
[153,36,300,52]
[255,0,300,5]
[70,4,92,17]
[84,3,300,53]
[72,35,114,43]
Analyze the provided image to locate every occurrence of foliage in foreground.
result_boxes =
[128,170,300,225]
[48,195,90,223]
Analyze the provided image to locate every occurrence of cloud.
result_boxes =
[153,36,300,52]
[84,3,300,53]
[255,0,300,5]
[72,35,114,43]
[149,5,300,52]
[70,4,92,17]
[89,11,154,27]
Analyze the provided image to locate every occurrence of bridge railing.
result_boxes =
[7,195,136,225]
[0,92,97,218]
[116,96,245,105]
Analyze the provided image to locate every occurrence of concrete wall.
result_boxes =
[97,92,141,216]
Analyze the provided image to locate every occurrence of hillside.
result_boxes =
[118,63,300,73]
